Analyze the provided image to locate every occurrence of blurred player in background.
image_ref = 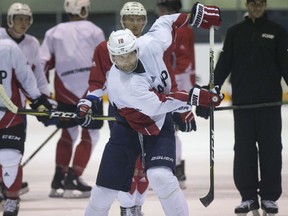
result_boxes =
[39,0,105,199]
[0,38,52,216]
[0,2,51,199]
[156,0,196,189]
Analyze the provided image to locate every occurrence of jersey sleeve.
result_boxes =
[143,13,190,53]
[87,41,111,98]
[31,39,51,97]
[39,28,55,74]
[127,78,189,117]
[11,44,41,100]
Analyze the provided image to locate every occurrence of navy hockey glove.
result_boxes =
[76,95,101,128]
[30,95,53,123]
[173,111,197,132]
[190,2,221,30]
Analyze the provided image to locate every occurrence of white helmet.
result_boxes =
[120,2,147,28]
[107,29,137,56]
[7,3,33,28]
[64,0,90,19]
[120,2,147,17]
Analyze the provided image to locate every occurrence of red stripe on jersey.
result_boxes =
[118,108,160,136]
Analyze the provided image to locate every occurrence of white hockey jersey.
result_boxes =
[0,28,50,98]
[39,20,105,104]
[0,39,41,128]
[107,13,191,135]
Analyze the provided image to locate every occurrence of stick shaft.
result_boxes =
[215,101,288,111]
[200,27,215,207]
[0,107,116,121]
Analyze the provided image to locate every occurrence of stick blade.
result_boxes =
[199,191,214,207]
[0,84,18,113]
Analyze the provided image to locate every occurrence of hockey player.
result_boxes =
[81,7,223,216]
[156,0,196,189]
[77,2,149,215]
[0,2,52,198]
[0,38,52,216]
[39,0,105,198]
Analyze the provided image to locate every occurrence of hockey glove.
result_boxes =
[173,111,197,132]
[193,85,224,119]
[188,85,224,107]
[76,95,101,128]
[30,95,53,123]
[190,2,222,30]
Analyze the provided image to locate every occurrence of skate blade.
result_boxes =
[252,210,260,216]
[19,187,29,196]
[263,211,276,216]
[49,189,64,198]
[62,190,91,199]
[235,210,260,216]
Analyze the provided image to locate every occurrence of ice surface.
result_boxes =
[7,102,287,216]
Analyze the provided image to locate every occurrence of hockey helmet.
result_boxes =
[107,29,137,56]
[120,2,147,29]
[64,0,90,19]
[7,3,33,28]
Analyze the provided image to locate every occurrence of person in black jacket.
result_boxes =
[213,0,288,215]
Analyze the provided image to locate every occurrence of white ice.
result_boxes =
[4,102,287,216]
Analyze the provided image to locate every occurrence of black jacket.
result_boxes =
[214,15,288,105]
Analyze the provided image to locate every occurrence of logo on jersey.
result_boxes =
[0,70,7,84]
[151,76,156,83]
[157,70,169,93]
[262,33,274,39]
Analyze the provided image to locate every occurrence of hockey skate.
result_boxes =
[120,206,134,216]
[49,166,65,198]
[235,199,260,216]
[134,205,144,216]
[261,200,278,216]
[62,168,91,198]
[19,182,29,196]
[3,198,20,216]
[176,160,186,189]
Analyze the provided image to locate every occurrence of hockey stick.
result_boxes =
[200,27,215,207]
[215,101,288,111]
[22,128,60,167]
[0,84,115,121]
[0,107,116,121]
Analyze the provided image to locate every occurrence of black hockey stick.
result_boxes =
[22,128,60,167]
[215,101,288,111]
[0,107,116,121]
[0,84,115,121]
[200,27,215,207]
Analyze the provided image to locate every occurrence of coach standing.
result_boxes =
[213,0,288,215]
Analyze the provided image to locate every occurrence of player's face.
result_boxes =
[122,15,146,37]
[246,0,266,20]
[12,15,31,35]
[112,51,138,73]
